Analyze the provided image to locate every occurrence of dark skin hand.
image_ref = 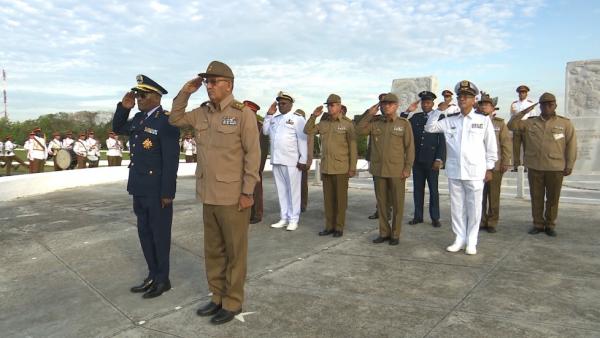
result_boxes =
[161,198,173,208]
[563,168,573,177]
[432,160,443,171]
[122,91,136,109]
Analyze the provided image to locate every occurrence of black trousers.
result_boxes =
[412,162,440,221]
[133,195,173,283]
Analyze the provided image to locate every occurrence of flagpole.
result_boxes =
[2,69,7,119]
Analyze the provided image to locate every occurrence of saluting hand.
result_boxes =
[238,194,254,211]
[312,105,324,117]
[438,101,449,111]
[181,77,203,94]
[267,101,278,115]
[366,103,379,116]
[406,100,420,113]
[122,91,136,109]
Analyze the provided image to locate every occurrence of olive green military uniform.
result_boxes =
[304,112,357,232]
[481,116,512,229]
[507,96,577,230]
[169,75,260,311]
[357,113,415,240]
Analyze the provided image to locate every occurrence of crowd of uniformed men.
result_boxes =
[1,61,578,325]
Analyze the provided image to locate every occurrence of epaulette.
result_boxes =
[374,115,386,121]
[475,110,486,115]
[493,116,504,121]
[557,115,570,120]
[256,115,265,123]
[294,111,304,117]
[527,116,537,119]
[342,115,352,122]
[447,112,460,117]
[231,100,245,111]
[399,116,409,121]
[201,101,210,107]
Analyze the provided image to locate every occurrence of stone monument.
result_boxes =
[390,76,438,113]
[565,60,600,172]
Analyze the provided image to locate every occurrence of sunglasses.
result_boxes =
[202,78,230,86]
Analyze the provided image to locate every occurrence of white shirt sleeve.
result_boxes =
[295,116,308,164]
[424,110,447,133]
[262,115,274,136]
[484,118,499,169]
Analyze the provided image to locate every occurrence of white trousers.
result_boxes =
[448,178,484,247]
[273,164,302,223]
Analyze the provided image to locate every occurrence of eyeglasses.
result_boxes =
[202,78,230,86]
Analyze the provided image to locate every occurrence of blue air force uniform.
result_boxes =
[112,75,180,286]
[401,91,446,224]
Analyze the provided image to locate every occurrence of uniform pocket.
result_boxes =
[216,172,241,183]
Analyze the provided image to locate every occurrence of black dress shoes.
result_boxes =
[545,228,557,237]
[249,217,261,224]
[130,277,154,293]
[142,280,171,299]
[432,220,441,227]
[318,229,334,236]
[372,236,390,244]
[528,227,544,235]
[408,218,423,225]
[368,211,379,219]
[486,227,497,233]
[210,308,242,325]
[389,238,399,246]
[197,302,222,317]
[332,230,343,238]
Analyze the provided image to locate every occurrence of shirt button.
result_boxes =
[149,170,153,175]
[135,135,138,138]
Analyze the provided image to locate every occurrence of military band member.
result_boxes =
[437,90,461,115]
[425,81,497,255]
[305,94,358,237]
[263,91,308,231]
[73,133,88,169]
[48,132,63,171]
[169,61,260,325]
[507,92,577,237]
[106,131,123,166]
[357,93,415,246]
[478,94,512,233]
[182,133,196,163]
[2,136,25,175]
[62,131,74,150]
[86,131,100,168]
[24,128,47,173]
[113,74,180,299]
[510,85,536,171]
[243,100,269,224]
[402,91,445,227]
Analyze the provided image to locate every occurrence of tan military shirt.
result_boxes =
[356,113,415,177]
[304,114,357,174]
[169,92,260,205]
[508,113,577,171]
[491,116,512,171]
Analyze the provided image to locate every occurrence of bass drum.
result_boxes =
[55,149,77,170]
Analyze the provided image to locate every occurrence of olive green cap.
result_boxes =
[198,60,234,79]
[324,94,342,104]
[380,93,399,103]
[539,92,556,103]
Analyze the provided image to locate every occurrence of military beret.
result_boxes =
[455,80,479,97]
[380,93,399,103]
[325,94,342,104]
[441,90,453,96]
[276,91,294,103]
[243,100,261,112]
[419,91,437,101]
[199,60,234,79]
[132,74,168,95]
[516,85,530,93]
[539,92,556,103]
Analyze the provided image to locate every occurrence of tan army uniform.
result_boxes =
[304,114,357,232]
[481,116,512,229]
[169,92,260,312]
[357,113,415,239]
[508,111,577,230]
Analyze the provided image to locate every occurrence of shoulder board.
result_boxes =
[493,116,504,121]
[294,111,304,117]
[557,115,570,120]
[475,111,486,115]
[447,113,460,117]
[342,115,352,122]
[527,99,534,102]
[399,116,409,121]
[201,101,210,107]
[256,115,264,123]
[231,100,245,111]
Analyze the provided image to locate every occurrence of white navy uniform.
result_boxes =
[439,102,460,116]
[263,110,308,224]
[183,139,195,156]
[510,98,538,119]
[425,108,497,249]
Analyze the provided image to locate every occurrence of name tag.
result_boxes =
[393,126,404,132]
[471,123,484,129]
[337,126,347,131]
[553,133,564,140]
[222,117,238,126]
[144,127,158,135]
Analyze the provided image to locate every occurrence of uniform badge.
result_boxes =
[337,126,347,131]
[471,123,483,129]
[221,116,238,126]
[393,126,404,132]
[286,119,295,125]
[143,138,153,149]
[144,127,158,135]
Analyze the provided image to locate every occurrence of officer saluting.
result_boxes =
[425,81,497,255]
[169,61,260,325]
[402,91,446,227]
[112,75,180,298]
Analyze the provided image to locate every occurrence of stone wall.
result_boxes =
[390,76,438,113]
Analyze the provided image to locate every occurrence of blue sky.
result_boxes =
[1,0,599,121]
